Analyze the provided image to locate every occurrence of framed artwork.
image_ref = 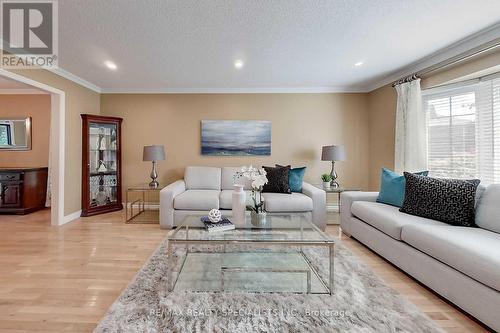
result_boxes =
[201,120,271,156]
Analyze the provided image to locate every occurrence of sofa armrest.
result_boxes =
[302,182,326,230]
[160,180,186,229]
[340,191,379,236]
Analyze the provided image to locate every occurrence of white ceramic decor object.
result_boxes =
[208,209,222,223]
[232,184,246,227]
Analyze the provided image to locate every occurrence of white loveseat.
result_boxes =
[160,166,326,230]
[340,187,500,331]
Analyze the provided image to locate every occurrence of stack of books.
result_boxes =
[200,216,235,233]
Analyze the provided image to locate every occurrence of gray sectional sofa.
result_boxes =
[160,166,326,230]
[340,189,500,331]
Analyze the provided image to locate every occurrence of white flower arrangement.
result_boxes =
[234,165,268,213]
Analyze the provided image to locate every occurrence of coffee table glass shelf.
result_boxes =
[167,213,334,294]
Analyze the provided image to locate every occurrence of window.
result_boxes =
[0,123,12,145]
[423,74,500,184]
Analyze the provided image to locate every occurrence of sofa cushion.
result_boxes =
[377,168,428,207]
[401,224,500,292]
[276,164,306,192]
[262,166,291,194]
[219,190,254,209]
[173,190,220,210]
[262,192,313,212]
[351,201,447,240]
[185,166,221,190]
[400,173,480,227]
[476,184,486,206]
[475,184,500,234]
[221,167,252,190]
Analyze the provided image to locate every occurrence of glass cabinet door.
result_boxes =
[88,122,118,208]
[81,114,122,217]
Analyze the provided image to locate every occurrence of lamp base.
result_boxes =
[330,180,340,188]
[329,161,340,188]
[149,161,159,188]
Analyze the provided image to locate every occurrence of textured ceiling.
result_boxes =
[57,0,500,92]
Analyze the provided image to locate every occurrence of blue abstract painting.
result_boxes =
[201,120,271,156]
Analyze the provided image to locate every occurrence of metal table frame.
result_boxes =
[167,221,335,295]
[125,185,163,223]
[312,185,360,213]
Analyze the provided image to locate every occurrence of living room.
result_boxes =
[0,1,499,332]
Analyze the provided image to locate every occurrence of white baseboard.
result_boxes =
[62,210,82,225]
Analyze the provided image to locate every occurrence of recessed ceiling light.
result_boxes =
[234,60,244,69]
[354,61,364,67]
[104,60,117,70]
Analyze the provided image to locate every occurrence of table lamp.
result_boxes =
[143,145,166,188]
[321,145,346,188]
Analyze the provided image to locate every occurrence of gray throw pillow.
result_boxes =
[400,173,480,227]
[475,184,500,234]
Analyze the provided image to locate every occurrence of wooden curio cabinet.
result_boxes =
[81,114,123,216]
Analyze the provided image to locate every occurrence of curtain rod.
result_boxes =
[392,37,500,87]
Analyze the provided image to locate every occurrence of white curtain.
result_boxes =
[394,78,427,173]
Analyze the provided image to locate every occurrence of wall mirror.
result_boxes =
[0,117,32,150]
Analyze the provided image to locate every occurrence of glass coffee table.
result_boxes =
[167,213,334,294]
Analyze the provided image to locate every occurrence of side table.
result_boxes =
[125,184,164,224]
[313,185,360,225]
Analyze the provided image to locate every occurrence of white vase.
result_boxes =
[232,184,246,228]
[323,181,331,190]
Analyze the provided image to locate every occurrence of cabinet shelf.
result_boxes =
[89,133,115,136]
[90,171,117,177]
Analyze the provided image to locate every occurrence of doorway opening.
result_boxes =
[0,69,65,226]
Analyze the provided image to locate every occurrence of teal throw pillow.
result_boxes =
[276,165,306,192]
[377,168,428,207]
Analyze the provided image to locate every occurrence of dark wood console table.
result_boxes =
[0,167,48,215]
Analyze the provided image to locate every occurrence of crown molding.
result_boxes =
[101,86,368,94]
[363,22,500,92]
[1,39,101,93]
[48,67,102,93]
[0,88,49,94]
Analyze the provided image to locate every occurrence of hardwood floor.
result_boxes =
[0,209,167,333]
[0,209,493,333]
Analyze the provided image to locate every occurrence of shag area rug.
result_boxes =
[94,236,444,333]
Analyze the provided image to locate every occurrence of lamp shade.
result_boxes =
[143,145,166,161]
[321,145,346,161]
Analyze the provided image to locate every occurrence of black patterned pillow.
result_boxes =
[400,173,480,227]
[262,166,291,194]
